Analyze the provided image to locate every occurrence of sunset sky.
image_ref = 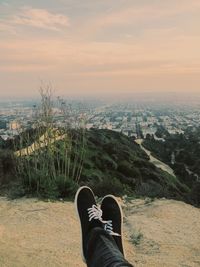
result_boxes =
[0,0,200,99]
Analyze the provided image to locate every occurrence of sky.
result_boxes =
[0,0,200,99]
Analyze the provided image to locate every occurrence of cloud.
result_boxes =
[13,7,70,30]
[0,1,200,95]
[0,7,70,32]
[79,0,200,39]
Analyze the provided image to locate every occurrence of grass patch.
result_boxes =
[130,230,143,246]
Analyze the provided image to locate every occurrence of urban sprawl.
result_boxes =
[0,101,200,141]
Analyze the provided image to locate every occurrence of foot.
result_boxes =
[75,186,104,262]
[101,195,124,255]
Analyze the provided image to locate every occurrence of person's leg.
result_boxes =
[86,227,133,267]
[75,186,133,267]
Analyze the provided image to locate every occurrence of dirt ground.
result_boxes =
[0,197,199,267]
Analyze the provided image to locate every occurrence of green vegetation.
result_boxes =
[0,87,85,199]
[143,128,200,206]
[130,230,143,246]
[155,125,170,139]
[79,129,188,200]
[0,90,198,205]
[0,149,16,185]
[1,127,189,201]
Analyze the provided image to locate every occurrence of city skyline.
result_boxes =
[0,0,200,98]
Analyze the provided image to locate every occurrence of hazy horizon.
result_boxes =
[0,91,200,106]
[0,0,200,99]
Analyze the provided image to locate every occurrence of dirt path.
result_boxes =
[135,139,176,177]
[0,197,199,267]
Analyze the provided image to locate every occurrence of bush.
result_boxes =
[130,231,143,246]
[91,177,124,197]
[56,175,79,198]
[0,149,16,185]
[118,161,141,178]
[135,180,168,198]
[14,87,86,199]
[21,167,78,199]
[100,155,118,170]
[188,181,200,206]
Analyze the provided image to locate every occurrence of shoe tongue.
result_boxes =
[89,219,103,231]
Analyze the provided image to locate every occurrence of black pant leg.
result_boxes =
[86,227,133,267]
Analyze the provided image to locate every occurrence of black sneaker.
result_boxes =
[75,186,104,262]
[101,195,124,255]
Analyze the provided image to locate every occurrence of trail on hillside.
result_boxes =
[0,197,199,267]
[135,139,176,177]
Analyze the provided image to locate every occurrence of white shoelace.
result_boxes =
[87,205,120,236]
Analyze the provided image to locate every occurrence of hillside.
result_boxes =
[143,128,200,206]
[0,197,199,267]
[0,129,189,202]
[80,129,187,200]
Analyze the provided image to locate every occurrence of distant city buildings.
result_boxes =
[0,101,200,141]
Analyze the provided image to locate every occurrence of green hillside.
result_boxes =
[143,128,200,206]
[80,129,187,199]
[0,129,189,202]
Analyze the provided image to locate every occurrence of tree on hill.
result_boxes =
[0,136,5,149]
[155,125,170,138]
